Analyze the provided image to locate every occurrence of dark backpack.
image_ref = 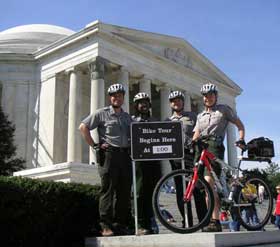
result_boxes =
[247,137,274,158]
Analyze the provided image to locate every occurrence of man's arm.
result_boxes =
[232,118,246,150]
[233,118,245,140]
[79,123,95,147]
[192,128,200,141]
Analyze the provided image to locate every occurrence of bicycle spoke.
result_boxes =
[236,177,273,230]
[153,170,214,233]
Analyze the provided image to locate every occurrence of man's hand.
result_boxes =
[100,143,109,150]
[235,139,246,151]
[92,143,109,150]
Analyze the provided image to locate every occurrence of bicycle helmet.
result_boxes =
[107,83,125,95]
[133,92,150,103]
[168,91,185,101]
[200,83,218,95]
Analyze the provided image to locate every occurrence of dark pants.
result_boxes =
[229,185,241,231]
[136,161,161,230]
[194,139,225,178]
[275,215,280,229]
[98,149,132,229]
[170,149,207,227]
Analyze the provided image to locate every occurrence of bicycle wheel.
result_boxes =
[235,176,273,231]
[152,169,214,234]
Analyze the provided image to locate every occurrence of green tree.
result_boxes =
[242,168,268,182]
[0,107,25,175]
[264,162,280,177]
[264,162,280,195]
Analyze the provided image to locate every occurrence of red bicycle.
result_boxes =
[152,136,273,233]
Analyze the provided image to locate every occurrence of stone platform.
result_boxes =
[85,230,280,247]
[13,162,100,185]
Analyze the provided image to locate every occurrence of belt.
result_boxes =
[207,135,223,142]
[107,146,130,152]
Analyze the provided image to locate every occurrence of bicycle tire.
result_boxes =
[235,176,273,231]
[152,169,214,234]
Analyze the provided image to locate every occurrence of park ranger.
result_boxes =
[193,82,246,232]
[131,92,161,235]
[167,90,207,228]
[79,83,132,237]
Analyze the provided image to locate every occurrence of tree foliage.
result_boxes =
[243,163,280,196]
[0,107,25,175]
[264,162,280,195]
[242,168,268,182]
[0,176,101,246]
[264,162,280,177]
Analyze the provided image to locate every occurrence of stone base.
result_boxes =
[13,162,100,185]
[85,230,280,247]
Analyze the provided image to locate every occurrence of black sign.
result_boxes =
[131,121,184,161]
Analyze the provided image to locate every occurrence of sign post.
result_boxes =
[130,121,184,235]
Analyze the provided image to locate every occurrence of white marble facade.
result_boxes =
[0,21,242,183]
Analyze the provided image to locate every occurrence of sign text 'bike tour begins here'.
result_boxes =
[131,121,184,161]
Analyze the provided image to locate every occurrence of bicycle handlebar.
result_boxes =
[193,135,272,164]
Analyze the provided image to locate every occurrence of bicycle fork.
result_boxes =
[183,166,199,202]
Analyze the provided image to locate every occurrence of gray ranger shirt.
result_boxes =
[167,111,197,145]
[194,104,238,140]
[82,105,132,147]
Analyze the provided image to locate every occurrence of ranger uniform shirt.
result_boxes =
[82,105,131,147]
[194,104,238,140]
[167,111,196,145]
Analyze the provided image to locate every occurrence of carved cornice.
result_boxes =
[0,53,35,62]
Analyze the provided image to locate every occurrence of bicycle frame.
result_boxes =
[184,148,237,202]
[182,138,272,204]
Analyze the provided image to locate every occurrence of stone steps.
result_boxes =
[85,230,280,247]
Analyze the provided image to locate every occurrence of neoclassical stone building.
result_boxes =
[0,21,241,183]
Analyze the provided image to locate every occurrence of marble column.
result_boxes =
[118,68,129,112]
[159,85,171,175]
[67,68,82,162]
[183,92,192,112]
[139,78,152,98]
[219,96,238,168]
[160,85,171,120]
[227,122,238,168]
[1,83,16,122]
[89,58,105,164]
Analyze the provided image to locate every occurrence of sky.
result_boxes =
[1,0,279,169]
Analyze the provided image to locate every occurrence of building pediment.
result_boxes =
[98,22,241,94]
[33,20,241,95]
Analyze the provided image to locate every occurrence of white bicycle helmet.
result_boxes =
[107,83,125,95]
[168,91,185,101]
[200,83,218,95]
[133,92,150,103]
